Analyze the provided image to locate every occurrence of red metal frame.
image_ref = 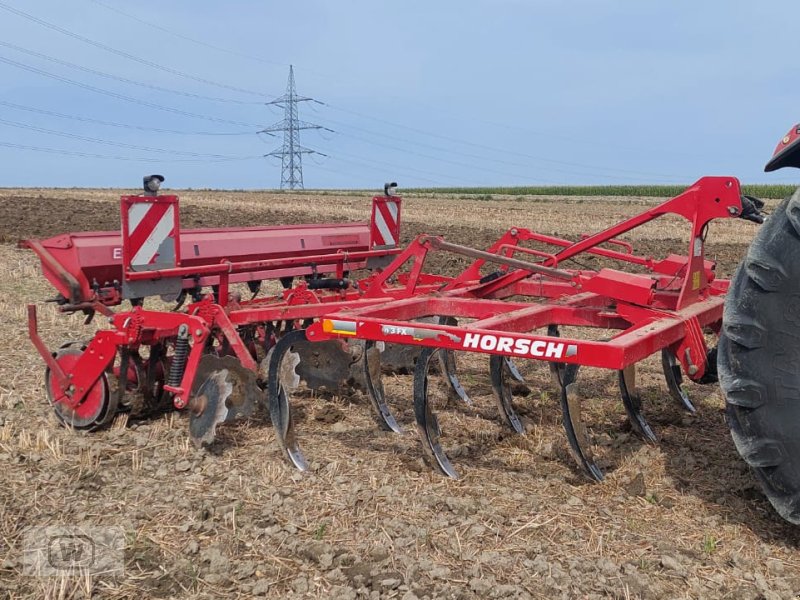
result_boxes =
[26,177,744,422]
[307,177,743,381]
[21,194,404,308]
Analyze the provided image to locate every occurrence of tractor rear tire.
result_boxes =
[719,188,800,524]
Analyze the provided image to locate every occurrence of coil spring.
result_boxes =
[167,324,190,388]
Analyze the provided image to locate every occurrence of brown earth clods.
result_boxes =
[0,189,799,600]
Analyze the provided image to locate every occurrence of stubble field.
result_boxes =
[0,187,798,600]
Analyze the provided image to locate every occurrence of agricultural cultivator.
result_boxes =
[24,157,800,525]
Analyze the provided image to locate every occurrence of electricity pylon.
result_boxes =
[262,65,327,189]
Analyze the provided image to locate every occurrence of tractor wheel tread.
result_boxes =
[744,249,787,292]
[784,189,800,236]
[719,192,800,525]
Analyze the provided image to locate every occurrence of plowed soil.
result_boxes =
[1,188,798,600]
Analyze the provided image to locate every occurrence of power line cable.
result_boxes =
[317,150,476,186]
[0,117,256,158]
[0,0,269,98]
[320,117,684,183]
[323,103,690,180]
[88,0,286,69]
[84,0,736,166]
[0,141,261,162]
[0,53,263,127]
[0,40,262,105]
[0,100,255,136]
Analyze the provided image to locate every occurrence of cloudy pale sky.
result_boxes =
[0,0,797,189]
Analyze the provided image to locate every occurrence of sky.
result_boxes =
[0,0,798,190]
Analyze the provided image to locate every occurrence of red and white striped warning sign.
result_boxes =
[370,197,402,248]
[121,196,179,271]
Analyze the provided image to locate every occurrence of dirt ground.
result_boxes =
[0,188,798,600]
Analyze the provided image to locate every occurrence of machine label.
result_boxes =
[462,333,577,359]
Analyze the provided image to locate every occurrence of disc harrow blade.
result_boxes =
[189,369,233,447]
[618,364,658,443]
[188,353,261,447]
[294,338,365,394]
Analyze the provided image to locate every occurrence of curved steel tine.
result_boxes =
[267,329,309,471]
[661,350,696,413]
[364,340,403,433]
[436,316,472,405]
[503,357,526,383]
[489,354,526,434]
[438,349,472,405]
[547,324,566,387]
[559,363,604,481]
[414,347,459,479]
[618,364,658,443]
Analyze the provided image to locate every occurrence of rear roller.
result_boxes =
[267,329,309,471]
[559,364,604,482]
[45,344,114,430]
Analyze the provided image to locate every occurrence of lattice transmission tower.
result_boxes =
[262,65,328,189]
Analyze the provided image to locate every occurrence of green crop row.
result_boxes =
[403,184,797,199]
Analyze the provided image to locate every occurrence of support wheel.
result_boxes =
[45,345,113,430]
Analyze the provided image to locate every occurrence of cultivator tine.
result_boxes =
[414,347,460,479]
[559,364,604,482]
[489,354,526,434]
[363,340,402,433]
[437,317,471,404]
[188,369,233,447]
[547,325,566,387]
[618,364,658,443]
[661,350,696,413]
[438,350,472,405]
[267,330,309,471]
[502,358,526,383]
